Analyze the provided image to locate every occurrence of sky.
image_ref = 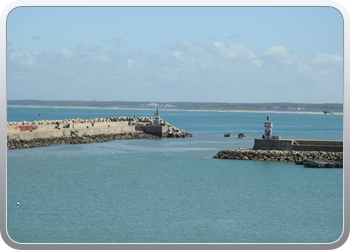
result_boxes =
[6,6,344,103]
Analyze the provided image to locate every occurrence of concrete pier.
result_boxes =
[138,125,169,138]
[253,139,343,152]
[214,138,343,165]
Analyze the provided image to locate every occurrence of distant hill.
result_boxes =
[7,100,343,113]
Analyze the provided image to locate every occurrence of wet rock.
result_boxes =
[213,148,343,163]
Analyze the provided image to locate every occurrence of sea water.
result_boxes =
[6,107,343,243]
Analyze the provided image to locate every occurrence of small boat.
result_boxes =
[238,133,246,138]
[334,158,343,168]
[302,158,343,168]
[303,158,319,168]
[224,134,231,137]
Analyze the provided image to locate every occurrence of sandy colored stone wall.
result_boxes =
[7,116,193,149]
[7,121,135,140]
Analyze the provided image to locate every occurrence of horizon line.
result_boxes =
[6,99,343,105]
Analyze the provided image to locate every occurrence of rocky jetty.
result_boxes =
[7,116,193,150]
[7,116,192,139]
[7,130,160,150]
[213,148,343,162]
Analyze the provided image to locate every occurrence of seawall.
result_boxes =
[7,131,160,150]
[253,139,343,152]
[7,116,192,150]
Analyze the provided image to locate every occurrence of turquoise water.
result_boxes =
[7,107,343,243]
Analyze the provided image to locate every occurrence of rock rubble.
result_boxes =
[8,116,182,127]
[7,116,131,126]
[7,130,160,150]
[213,148,343,162]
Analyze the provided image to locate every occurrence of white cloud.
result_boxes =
[8,50,35,67]
[125,46,147,60]
[56,46,80,60]
[107,38,124,47]
[6,41,343,103]
[263,46,290,58]
[89,52,113,63]
[212,41,258,61]
[170,41,206,54]
[298,62,310,72]
[311,53,343,65]
[169,51,184,62]
[127,59,134,66]
[252,60,262,67]
[77,43,100,53]
[166,51,196,66]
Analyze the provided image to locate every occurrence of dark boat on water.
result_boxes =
[301,158,343,168]
[238,133,246,138]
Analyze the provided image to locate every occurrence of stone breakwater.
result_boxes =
[7,116,192,139]
[213,148,343,162]
[7,116,192,149]
[7,130,161,150]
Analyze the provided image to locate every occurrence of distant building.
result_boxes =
[148,103,158,107]
[287,107,304,111]
[163,104,176,108]
[141,103,176,108]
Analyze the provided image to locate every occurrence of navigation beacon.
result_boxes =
[154,108,160,125]
[264,116,273,139]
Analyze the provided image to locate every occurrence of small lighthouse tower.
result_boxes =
[154,108,160,125]
[264,116,273,139]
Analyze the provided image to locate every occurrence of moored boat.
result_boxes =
[303,158,319,168]
[238,133,246,138]
[302,158,343,168]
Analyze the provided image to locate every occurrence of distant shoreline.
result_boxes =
[7,105,343,115]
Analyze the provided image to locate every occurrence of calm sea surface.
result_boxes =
[7,107,343,243]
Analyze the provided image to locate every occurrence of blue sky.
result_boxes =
[6,6,343,103]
